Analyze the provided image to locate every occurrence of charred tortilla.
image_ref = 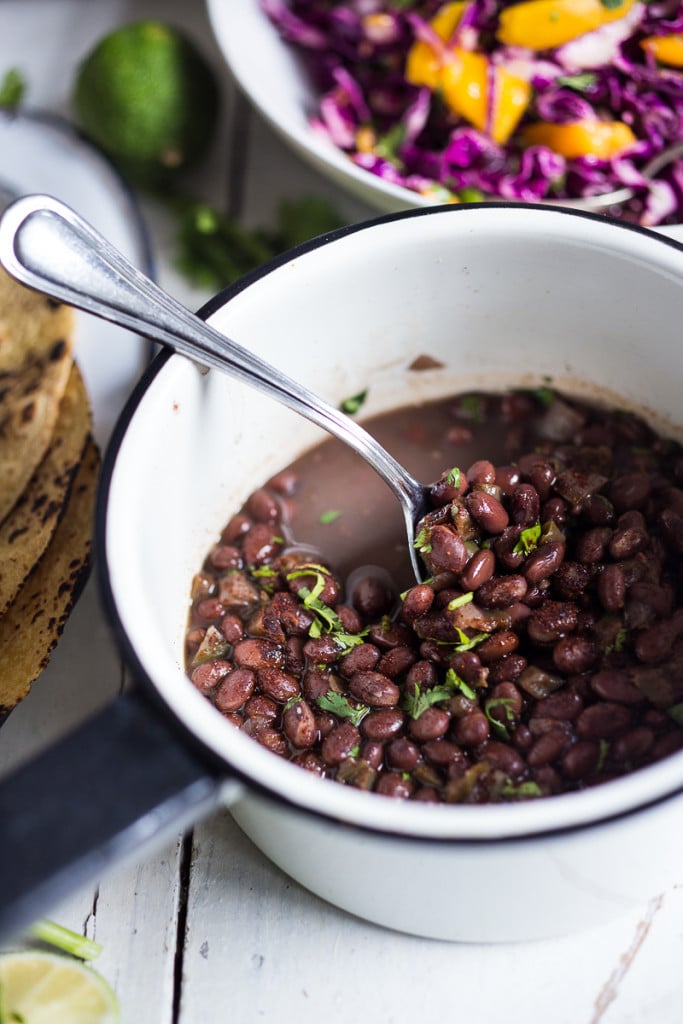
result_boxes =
[0,363,92,617]
[0,267,74,524]
[0,437,99,714]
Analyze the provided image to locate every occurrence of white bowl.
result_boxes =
[99,203,683,941]
[207,0,637,215]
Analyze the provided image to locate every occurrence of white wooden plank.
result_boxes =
[179,809,683,1024]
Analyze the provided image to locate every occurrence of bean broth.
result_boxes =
[185,389,683,804]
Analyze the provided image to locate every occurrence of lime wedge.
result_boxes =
[0,951,120,1024]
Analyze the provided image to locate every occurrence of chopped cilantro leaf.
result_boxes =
[319,509,342,525]
[252,565,278,579]
[317,691,369,726]
[444,667,476,700]
[484,697,516,741]
[668,703,683,728]
[446,466,462,488]
[458,394,484,422]
[533,386,555,407]
[413,525,432,554]
[501,781,542,799]
[453,628,487,652]
[597,739,610,773]
[513,522,542,557]
[341,390,368,415]
[606,627,628,655]
[403,682,453,719]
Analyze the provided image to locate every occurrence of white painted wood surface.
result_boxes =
[1,2,683,1021]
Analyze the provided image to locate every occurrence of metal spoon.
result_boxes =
[0,193,430,581]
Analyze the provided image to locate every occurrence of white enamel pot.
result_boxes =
[2,204,683,944]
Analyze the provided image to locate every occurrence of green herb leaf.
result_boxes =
[171,194,344,290]
[317,691,369,726]
[605,626,628,655]
[501,781,542,799]
[402,682,453,719]
[556,73,598,92]
[413,525,432,554]
[484,697,516,741]
[340,390,368,415]
[532,386,555,407]
[444,667,476,700]
[599,0,625,8]
[597,739,611,772]
[274,196,345,249]
[447,591,474,611]
[319,509,342,525]
[453,628,487,652]
[252,565,278,579]
[446,466,462,488]
[513,521,542,557]
[0,68,26,109]
[668,703,683,728]
[457,394,485,422]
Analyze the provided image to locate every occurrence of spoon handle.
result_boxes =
[0,195,427,566]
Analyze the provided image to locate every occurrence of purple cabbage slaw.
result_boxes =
[262,0,683,224]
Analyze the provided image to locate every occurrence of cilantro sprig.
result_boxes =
[513,522,542,557]
[484,697,517,741]
[317,691,370,726]
[403,666,476,719]
[403,682,453,719]
[286,564,368,650]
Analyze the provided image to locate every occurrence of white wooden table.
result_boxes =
[1,2,683,1021]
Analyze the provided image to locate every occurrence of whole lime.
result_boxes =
[73,20,220,186]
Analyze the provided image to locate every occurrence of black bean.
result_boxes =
[401,584,435,623]
[214,668,254,711]
[466,489,509,534]
[282,699,317,748]
[257,667,300,703]
[362,709,405,742]
[460,548,495,590]
[524,542,565,583]
[510,483,540,527]
[233,639,285,671]
[349,671,400,708]
[597,563,626,612]
[410,707,451,742]
[427,526,470,573]
[322,721,360,765]
[339,643,381,677]
[453,711,490,747]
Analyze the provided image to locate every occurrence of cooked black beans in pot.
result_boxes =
[185,388,683,803]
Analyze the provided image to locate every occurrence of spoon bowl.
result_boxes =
[0,194,431,580]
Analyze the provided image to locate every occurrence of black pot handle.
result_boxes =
[0,688,224,941]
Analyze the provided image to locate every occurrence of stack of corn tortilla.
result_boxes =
[0,266,99,716]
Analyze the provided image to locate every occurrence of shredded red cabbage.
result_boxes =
[263,0,683,224]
